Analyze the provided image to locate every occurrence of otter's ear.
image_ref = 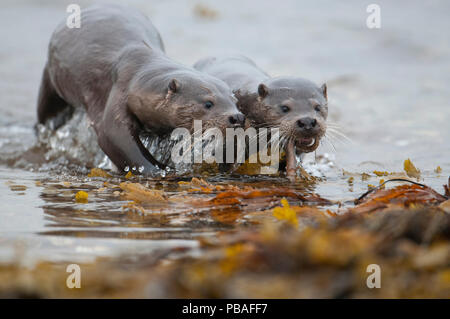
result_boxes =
[321,83,327,101]
[168,79,179,93]
[258,83,269,99]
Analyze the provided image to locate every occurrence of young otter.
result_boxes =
[194,55,328,178]
[37,5,244,174]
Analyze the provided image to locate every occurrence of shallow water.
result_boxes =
[0,0,449,265]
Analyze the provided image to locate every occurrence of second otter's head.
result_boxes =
[237,77,328,153]
[128,72,244,135]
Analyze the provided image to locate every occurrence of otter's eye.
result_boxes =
[204,101,214,109]
[280,105,290,113]
[315,105,321,112]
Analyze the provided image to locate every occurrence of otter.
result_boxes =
[194,55,328,179]
[37,5,244,175]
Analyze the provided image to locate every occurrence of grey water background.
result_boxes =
[0,0,449,263]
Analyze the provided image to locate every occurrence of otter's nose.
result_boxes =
[297,117,317,130]
[228,114,245,126]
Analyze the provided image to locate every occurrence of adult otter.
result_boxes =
[194,55,328,178]
[37,5,244,174]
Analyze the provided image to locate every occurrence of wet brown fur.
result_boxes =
[37,5,242,174]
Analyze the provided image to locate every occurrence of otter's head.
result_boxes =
[237,77,328,153]
[128,72,244,135]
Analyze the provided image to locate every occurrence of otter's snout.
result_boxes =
[228,113,245,127]
[296,117,319,135]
